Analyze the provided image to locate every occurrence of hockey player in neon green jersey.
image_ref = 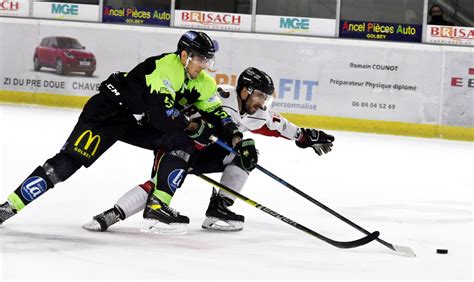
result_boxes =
[0,31,256,228]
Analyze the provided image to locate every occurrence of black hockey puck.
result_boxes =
[436,249,448,254]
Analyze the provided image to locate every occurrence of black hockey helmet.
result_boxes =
[177,30,216,59]
[236,67,275,96]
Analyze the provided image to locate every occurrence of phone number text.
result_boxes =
[352,101,396,110]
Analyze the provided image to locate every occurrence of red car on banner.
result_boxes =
[34,36,96,76]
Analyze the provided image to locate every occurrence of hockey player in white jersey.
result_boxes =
[83,67,335,232]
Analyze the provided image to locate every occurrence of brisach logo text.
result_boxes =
[430,26,474,40]
[0,1,20,11]
[51,3,78,15]
[280,17,309,30]
[181,11,241,25]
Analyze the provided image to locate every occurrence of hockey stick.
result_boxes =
[210,136,415,257]
[198,174,379,249]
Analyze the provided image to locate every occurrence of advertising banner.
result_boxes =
[33,2,99,22]
[426,25,474,46]
[339,20,422,42]
[441,49,474,128]
[0,0,29,17]
[0,19,146,97]
[255,15,336,37]
[174,10,251,32]
[207,35,441,124]
[102,6,171,26]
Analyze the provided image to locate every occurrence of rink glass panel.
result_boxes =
[175,0,252,14]
[103,0,171,10]
[341,0,424,25]
[428,0,474,26]
[256,0,337,19]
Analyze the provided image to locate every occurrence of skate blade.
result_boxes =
[82,219,102,232]
[140,219,188,235]
[202,217,243,232]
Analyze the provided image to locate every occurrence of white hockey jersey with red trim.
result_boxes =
[217,84,301,140]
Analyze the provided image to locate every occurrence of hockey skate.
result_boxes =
[141,194,189,235]
[82,206,124,232]
[0,201,16,225]
[202,189,244,232]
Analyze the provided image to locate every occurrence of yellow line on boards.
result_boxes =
[1,90,472,141]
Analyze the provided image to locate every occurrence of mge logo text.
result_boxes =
[52,4,79,15]
[280,17,310,30]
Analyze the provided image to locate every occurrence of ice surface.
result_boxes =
[0,104,472,281]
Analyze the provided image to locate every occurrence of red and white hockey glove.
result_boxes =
[295,128,335,156]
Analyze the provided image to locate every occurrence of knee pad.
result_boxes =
[169,150,191,162]
[151,149,190,178]
[44,153,82,184]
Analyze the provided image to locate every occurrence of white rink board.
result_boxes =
[0,17,472,130]
[441,47,474,128]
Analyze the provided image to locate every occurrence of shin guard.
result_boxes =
[152,150,190,204]
[8,166,55,211]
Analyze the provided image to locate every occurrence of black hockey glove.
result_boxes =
[295,128,335,156]
[99,72,126,107]
[222,120,243,145]
[185,119,216,148]
[234,139,258,171]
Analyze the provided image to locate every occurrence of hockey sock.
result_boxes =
[115,184,150,218]
[8,166,55,212]
[218,165,248,204]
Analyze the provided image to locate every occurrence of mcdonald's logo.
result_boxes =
[74,130,101,158]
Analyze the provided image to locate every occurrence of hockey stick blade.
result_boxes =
[198,174,379,249]
[390,244,416,257]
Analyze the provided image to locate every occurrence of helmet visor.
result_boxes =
[251,89,273,102]
[190,53,215,69]
[249,89,274,111]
